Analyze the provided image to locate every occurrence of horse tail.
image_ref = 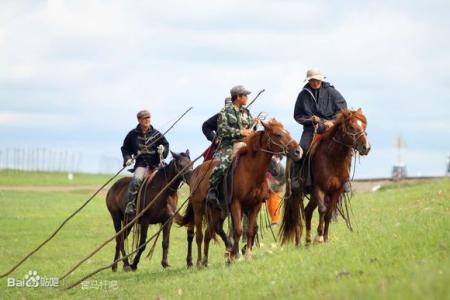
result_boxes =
[279,189,303,244]
[176,202,194,226]
[279,158,303,244]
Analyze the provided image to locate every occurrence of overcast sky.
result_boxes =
[1,0,449,177]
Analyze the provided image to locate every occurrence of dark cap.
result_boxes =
[230,85,251,97]
[137,110,151,119]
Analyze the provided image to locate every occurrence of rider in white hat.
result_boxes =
[293,68,348,190]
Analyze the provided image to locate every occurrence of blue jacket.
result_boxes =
[294,82,347,133]
[121,125,169,168]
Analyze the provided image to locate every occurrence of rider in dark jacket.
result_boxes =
[293,69,347,189]
[202,97,232,142]
[121,125,169,168]
[121,110,170,217]
[294,73,347,152]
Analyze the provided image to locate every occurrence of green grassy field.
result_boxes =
[0,170,118,186]
[0,173,449,299]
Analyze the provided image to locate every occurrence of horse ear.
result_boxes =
[261,121,269,131]
[171,151,179,159]
[185,149,190,157]
[357,108,362,113]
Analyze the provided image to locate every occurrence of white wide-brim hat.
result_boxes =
[304,68,326,82]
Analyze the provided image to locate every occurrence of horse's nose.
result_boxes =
[291,147,303,161]
[360,143,371,155]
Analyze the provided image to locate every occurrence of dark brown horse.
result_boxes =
[281,108,371,245]
[177,119,302,266]
[106,150,192,272]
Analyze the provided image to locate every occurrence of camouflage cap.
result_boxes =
[230,85,251,97]
[136,110,151,119]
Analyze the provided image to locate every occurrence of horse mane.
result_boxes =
[237,118,284,156]
[314,108,367,143]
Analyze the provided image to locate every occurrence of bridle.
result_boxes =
[332,118,367,151]
[164,156,192,192]
[258,129,297,156]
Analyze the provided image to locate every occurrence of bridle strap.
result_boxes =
[257,131,294,156]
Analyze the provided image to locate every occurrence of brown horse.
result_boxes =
[281,108,371,245]
[177,119,302,267]
[106,150,192,272]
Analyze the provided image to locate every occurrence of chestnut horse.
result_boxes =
[177,119,302,266]
[281,108,371,245]
[106,151,192,272]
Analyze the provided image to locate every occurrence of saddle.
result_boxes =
[221,156,240,207]
[122,168,158,214]
[202,142,218,162]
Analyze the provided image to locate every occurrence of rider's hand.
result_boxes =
[323,121,334,129]
[125,158,134,166]
[311,115,320,125]
[240,129,252,137]
[157,145,165,155]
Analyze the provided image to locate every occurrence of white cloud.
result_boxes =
[0,0,449,175]
[0,111,77,127]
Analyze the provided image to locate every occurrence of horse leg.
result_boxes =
[130,221,149,271]
[304,199,317,245]
[216,216,232,254]
[186,224,194,268]
[120,222,133,271]
[111,213,122,272]
[324,192,339,242]
[202,217,213,267]
[229,200,242,263]
[203,211,220,267]
[245,202,262,260]
[161,220,173,268]
[314,188,326,243]
[194,210,204,267]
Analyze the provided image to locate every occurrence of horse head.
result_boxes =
[260,118,303,161]
[170,150,193,184]
[335,108,371,156]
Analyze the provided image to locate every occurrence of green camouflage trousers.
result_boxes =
[209,145,233,189]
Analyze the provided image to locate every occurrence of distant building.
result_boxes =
[392,165,407,180]
[392,136,407,180]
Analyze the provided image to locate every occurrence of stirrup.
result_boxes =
[125,202,136,215]
[206,188,221,208]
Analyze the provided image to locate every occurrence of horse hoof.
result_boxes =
[200,258,208,268]
[227,255,236,265]
[187,262,193,268]
[130,265,138,272]
[123,265,132,272]
[314,236,324,244]
[162,262,170,269]
[111,267,117,272]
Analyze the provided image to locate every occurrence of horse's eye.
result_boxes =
[274,134,282,139]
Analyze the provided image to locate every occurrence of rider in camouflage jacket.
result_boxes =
[206,85,254,208]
